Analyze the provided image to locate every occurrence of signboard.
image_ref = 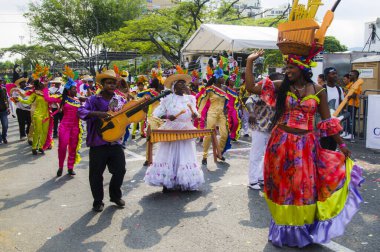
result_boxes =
[366,95,380,150]
[358,68,374,78]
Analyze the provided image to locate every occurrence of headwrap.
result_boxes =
[64,78,77,90]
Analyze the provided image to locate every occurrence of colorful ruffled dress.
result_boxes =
[261,80,364,247]
[226,86,241,140]
[58,96,82,170]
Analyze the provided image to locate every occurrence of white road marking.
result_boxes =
[124,149,145,159]
[321,241,355,252]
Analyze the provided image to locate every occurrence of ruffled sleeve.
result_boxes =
[152,95,168,118]
[260,77,276,107]
[317,117,343,137]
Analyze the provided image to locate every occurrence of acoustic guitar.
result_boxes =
[98,90,172,142]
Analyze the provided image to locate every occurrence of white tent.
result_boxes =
[181,24,279,56]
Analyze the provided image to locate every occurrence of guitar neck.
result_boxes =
[126,90,171,117]
[333,79,363,117]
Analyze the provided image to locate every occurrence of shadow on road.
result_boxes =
[0,176,71,212]
[37,206,118,252]
[239,189,270,229]
[122,191,215,250]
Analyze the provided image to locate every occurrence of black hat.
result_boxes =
[324,67,337,76]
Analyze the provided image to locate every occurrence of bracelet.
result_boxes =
[339,143,347,149]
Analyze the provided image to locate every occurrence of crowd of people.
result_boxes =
[0,0,366,245]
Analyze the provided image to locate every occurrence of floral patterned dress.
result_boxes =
[261,79,364,248]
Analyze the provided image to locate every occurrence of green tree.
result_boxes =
[26,0,145,74]
[97,0,212,64]
[323,36,348,53]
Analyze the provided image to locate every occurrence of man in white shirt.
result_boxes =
[49,77,64,138]
[320,67,344,151]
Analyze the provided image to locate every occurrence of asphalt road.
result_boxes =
[0,118,379,252]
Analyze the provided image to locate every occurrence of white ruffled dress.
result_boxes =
[144,94,205,190]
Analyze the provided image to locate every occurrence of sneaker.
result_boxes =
[202,158,207,165]
[340,131,347,137]
[343,134,353,140]
[32,149,38,155]
[57,169,63,177]
[93,202,105,212]
[38,148,45,154]
[2,138,8,144]
[68,170,76,176]
[143,160,149,166]
[110,198,125,207]
[244,134,250,137]
[248,183,261,190]
[218,156,225,162]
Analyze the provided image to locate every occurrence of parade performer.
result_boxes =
[10,77,31,140]
[49,77,64,138]
[238,75,251,137]
[198,69,230,165]
[245,1,364,247]
[56,77,83,177]
[77,69,127,212]
[17,65,57,154]
[144,74,204,192]
[226,71,240,141]
[245,73,283,190]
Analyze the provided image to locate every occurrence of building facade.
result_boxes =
[263,4,290,18]
[146,0,176,10]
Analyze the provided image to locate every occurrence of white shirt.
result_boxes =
[12,88,31,111]
[49,86,64,108]
[326,85,344,110]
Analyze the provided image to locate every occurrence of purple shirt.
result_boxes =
[77,93,126,147]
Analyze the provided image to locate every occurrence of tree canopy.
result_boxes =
[323,36,348,53]
[25,0,146,73]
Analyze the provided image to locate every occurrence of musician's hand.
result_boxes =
[167,115,176,121]
[340,146,351,157]
[96,112,111,119]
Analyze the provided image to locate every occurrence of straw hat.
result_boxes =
[81,75,94,82]
[163,74,192,89]
[50,77,63,84]
[14,77,28,87]
[96,70,117,84]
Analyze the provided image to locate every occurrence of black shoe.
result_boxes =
[57,169,63,177]
[28,140,33,146]
[162,186,169,193]
[143,160,149,166]
[199,138,203,143]
[140,135,146,139]
[131,135,135,140]
[231,138,237,142]
[110,198,125,207]
[202,158,207,165]
[244,134,249,137]
[93,202,104,212]
[68,170,76,176]
[218,156,225,161]
[2,138,7,144]
[53,134,58,139]
[38,148,45,154]
[32,149,38,155]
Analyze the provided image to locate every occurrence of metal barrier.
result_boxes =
[358,89,380,142]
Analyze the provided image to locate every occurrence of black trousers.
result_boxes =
[16,108,31,138]
[320,136,337,151]
[346,105,358,135]
[52,108,63,136]
[89,144,126,206]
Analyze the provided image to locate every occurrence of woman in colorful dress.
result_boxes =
[17,78,57,155]
[144,74,204,192]
[56,78,82,177]
[245,48,364,247]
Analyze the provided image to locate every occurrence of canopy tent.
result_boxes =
[181,24,278,56]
